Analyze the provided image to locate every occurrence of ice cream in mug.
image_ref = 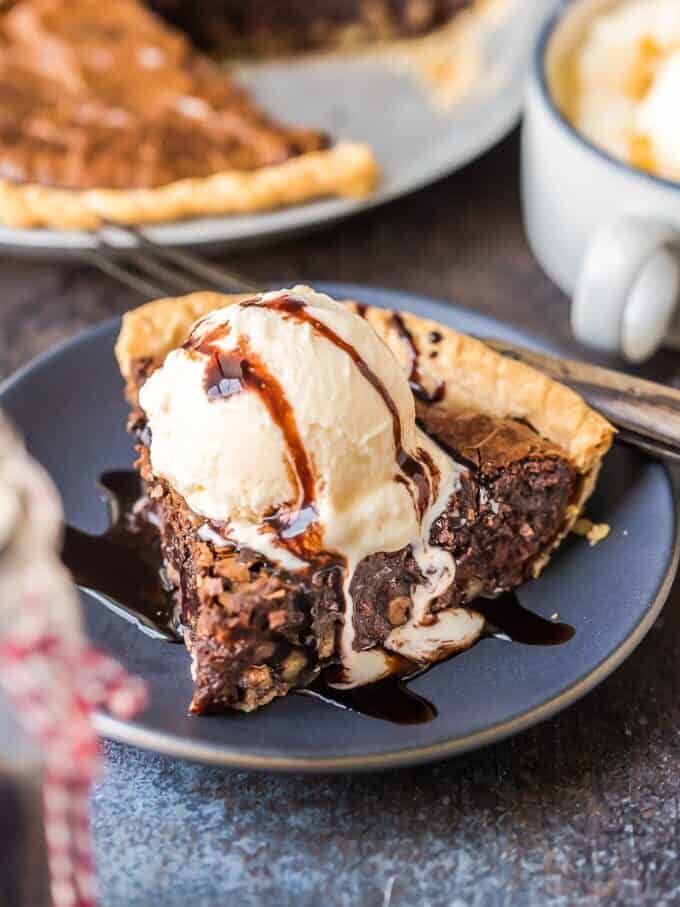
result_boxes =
[566,0,680,183]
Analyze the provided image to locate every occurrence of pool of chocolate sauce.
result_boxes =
[61,471,181,643]
[62,470,575,725]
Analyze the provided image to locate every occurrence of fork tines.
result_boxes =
[82,224,261,299]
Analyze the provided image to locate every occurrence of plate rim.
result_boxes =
[2,283,678,773]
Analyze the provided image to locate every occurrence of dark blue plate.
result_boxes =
[1,284,677,772]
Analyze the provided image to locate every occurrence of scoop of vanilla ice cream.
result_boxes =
[139,286,453,567]
[637,49,680,180]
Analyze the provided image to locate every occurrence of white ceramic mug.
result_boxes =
[521,0,680,362]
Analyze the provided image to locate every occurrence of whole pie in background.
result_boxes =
[0,0,379,229]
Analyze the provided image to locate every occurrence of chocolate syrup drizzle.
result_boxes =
[185,318,322,551]
[391,313,445,405]
[186,294,440,540]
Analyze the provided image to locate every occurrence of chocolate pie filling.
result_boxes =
[0,0,326,191]
[125,352,578,714]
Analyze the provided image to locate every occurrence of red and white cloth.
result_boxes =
[0,589,147,907]
[0,417,147,907]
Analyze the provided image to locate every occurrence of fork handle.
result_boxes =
[484,339,680,456]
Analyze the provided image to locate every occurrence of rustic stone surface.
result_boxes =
[3,132,680,906]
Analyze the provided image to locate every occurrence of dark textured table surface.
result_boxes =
[6,132,680,907]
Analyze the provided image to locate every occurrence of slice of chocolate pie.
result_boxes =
[0,0,378,229]
[115,287,613,714]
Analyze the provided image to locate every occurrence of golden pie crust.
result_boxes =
[115,286,614,562]
[0,142,378,230]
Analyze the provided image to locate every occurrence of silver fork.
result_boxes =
[81,225,260,298]
[82,225,680,465]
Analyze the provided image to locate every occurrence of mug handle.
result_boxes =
[572,216,680,362]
